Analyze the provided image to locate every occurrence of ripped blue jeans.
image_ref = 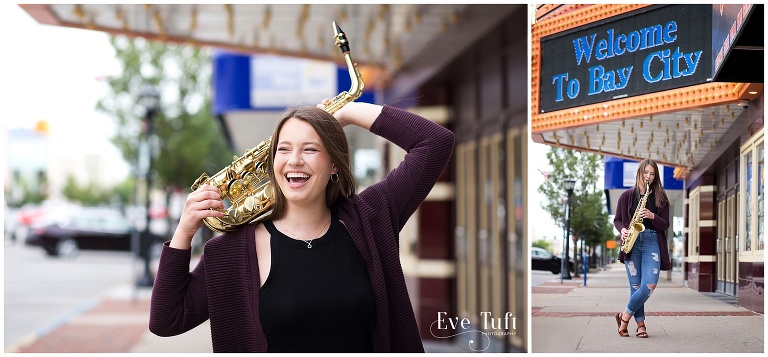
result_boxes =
[623,229,661,322]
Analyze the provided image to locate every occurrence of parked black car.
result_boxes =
[531,247,564,274]
[27,208,165,259]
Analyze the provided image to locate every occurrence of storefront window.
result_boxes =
[688,188,700,257]
[745,151,752,251]
[741,129,764,255]
[758,142,764,250]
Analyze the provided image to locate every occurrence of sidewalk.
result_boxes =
[8,279,465,353]
[532,263,764,353]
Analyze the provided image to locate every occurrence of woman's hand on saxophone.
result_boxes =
[317,100,381,131]
[620,227,628,241]
[170,184,225,250]
[639,208,655,220]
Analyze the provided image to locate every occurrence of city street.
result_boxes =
[3,239,140,350]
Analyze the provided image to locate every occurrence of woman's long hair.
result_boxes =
[634,158,668,207]
[264,106,356,221]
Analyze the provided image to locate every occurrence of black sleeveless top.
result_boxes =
[259,214,375,352]
[631,188,658,231]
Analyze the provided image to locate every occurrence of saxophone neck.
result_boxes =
[334,21,363,97]
[344,53,364,96]
[325,21,365,112]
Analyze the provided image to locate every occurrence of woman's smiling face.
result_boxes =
[642,164,656,185]
[272,118,337,206]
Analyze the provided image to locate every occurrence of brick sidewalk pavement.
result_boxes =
[10,287,469,353]
[531,264,764,353]
[13,299,150,353]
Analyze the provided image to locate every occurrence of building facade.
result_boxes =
[532,4,763,313]
[384,6,529,351]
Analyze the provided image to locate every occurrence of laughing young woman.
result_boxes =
[149,101,454,352]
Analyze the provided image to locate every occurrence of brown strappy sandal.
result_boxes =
[636,323,648,338]
[615,312,630,337]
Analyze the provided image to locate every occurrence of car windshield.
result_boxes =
[533,248,553,258]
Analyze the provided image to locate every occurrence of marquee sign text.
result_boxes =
[539,5,712,113]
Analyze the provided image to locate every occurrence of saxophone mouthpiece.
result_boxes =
[333,21,350,53]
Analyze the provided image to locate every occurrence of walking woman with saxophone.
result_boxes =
[149,99,454,352]
[613,158,671,339]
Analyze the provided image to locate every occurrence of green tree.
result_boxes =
[62,175,96,205]
[532,239,551,252]
[6,177,47,208]
[113,176,136,204]
[537,147,613,274]
[96,35,234,193]
[61,175,133,206]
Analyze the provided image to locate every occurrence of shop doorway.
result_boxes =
[717,190,739,296]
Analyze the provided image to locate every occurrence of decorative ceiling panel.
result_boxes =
[34,4,468,73]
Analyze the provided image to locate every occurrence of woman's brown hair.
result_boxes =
[634,158,668,207]
[264,106,356,221]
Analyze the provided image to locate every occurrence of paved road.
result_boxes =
[531,269,590,286]
[531,269,560,286]
[3,239,140,350]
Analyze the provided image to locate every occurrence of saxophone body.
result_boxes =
[191,21,364,232]
[621,182,651,254]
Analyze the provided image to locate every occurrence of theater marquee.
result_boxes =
[539,5,713,113]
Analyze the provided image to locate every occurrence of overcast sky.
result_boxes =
[528,140,562,243]
[1,3,129,184]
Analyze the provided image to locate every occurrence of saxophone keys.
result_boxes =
[191,173,210,191]
[254,162,266,174]
[244,196,256,212]
[230,179,244,196]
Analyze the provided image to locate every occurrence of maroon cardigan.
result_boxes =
[149,106,455,352]
[613,188,671,271]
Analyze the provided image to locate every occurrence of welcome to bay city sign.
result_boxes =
[539,5,712,113]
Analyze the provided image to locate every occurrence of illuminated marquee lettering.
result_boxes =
[588,65,632,95]
[546,10,706,108]
[643,48,702,83]
[573,22,678,64]
[714,4,752,74]
[552,73,580,102]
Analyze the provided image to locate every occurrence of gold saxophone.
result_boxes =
[191,21,364,232]
[621,181,650,254]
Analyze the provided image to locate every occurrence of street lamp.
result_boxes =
[561,178,576,281]
[137,84,160,288]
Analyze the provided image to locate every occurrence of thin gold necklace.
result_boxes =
[303,214,331,249]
